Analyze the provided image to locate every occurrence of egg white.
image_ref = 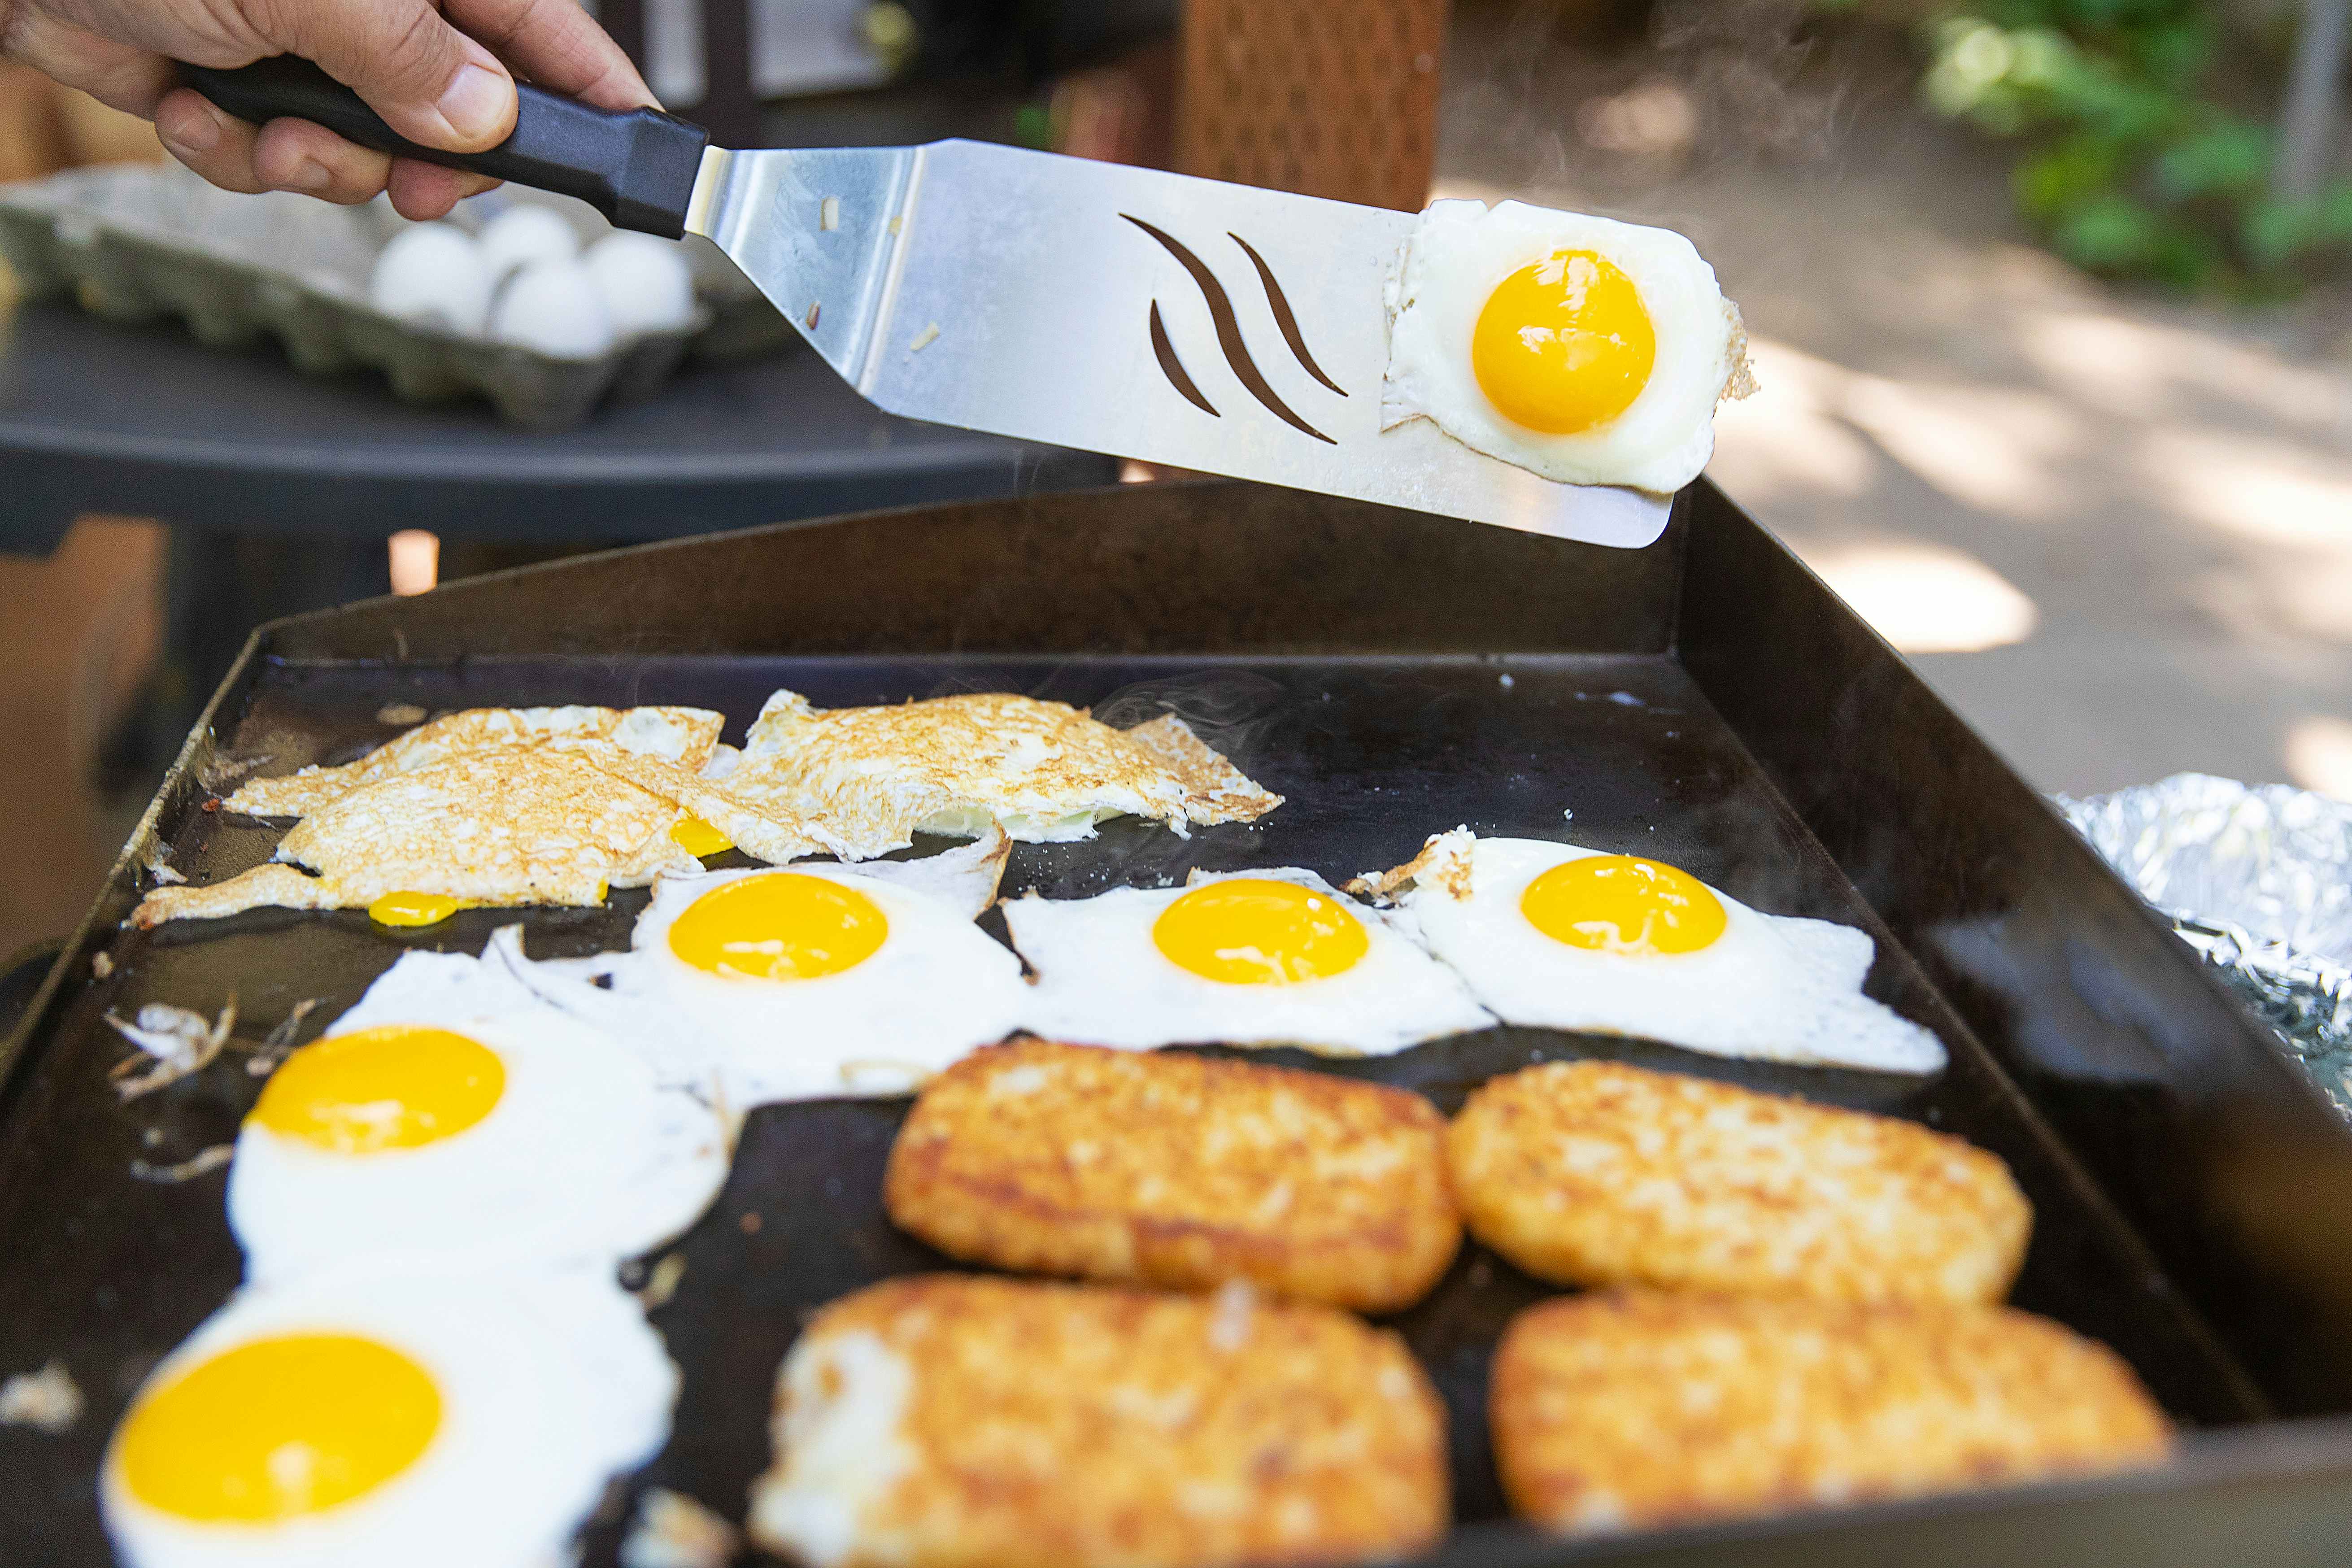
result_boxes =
[100,1266,674,1568]
[1382,199,1747,493]
[1397,836,1943,1073]
[505,862,1028,1105]
[227,979,728,1285]
[1002,867,1494,1056]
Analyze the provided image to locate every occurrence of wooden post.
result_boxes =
[1176,0,1450,212]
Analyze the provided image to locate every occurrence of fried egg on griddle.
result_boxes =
[225,705,727,816]
[136,748,707,927]
[715,689,1282,860]
[144,704,846,927]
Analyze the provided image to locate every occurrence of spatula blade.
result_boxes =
[688,141,1671,548]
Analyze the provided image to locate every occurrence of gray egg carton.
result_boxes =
[0,163,794,428]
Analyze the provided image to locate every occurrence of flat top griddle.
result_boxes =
[6,481,2352,1568]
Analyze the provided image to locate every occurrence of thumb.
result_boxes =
[267,0,517,151]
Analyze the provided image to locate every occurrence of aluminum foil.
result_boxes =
[2060,773,2352,1114]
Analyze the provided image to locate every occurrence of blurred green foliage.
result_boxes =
[1920,2,2352,289]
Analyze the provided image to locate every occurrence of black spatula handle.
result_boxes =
[178,56,709,238]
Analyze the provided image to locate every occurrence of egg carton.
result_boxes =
[0,163,794,428]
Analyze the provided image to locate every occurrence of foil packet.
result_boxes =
[2060,773,2352,1115]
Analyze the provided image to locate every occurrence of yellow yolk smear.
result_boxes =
[368,892,468,928]
[668,872,889,981]
[1520,855,1727,955]
[1470,249,1656,435]
[116,1333,441,1522]
[253,1025,506,1155]
[670,816,734,857]
[1152,878,1370,985]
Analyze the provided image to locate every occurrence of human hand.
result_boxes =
[0,0,655,218]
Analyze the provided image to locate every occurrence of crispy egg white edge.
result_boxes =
[1002,867,1497,1055]
[1382,199,1739,493]
[226,1000,729,1286]
[1404,837,1945,1073]
[99,1266,675,1568]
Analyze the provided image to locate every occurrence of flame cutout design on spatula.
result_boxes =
[1123,214,1336,444]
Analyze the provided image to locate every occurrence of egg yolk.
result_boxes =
[1470,249,1656,435]
[1151,878,1369,985]
[252,1025,505,1155]
[116,1333,441,1522]
[367,892,470,928]
[667,872,889,981]
[670,816,734,857]
[1520,855,1726,955]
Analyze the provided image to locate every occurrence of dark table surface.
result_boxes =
[0,301,1119,555]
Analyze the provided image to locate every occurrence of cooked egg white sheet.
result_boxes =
[100,1266,674,1568]
[1383,199,1751,493]
[1003,867,1493,1056]
[707,689,1282,861]
[227,974,728,1285]
[504,841,1026,1104]
[1368,832,1942,1072]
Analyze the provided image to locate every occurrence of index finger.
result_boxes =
[447,0,657,111]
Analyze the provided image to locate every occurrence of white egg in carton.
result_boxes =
[0,161,792,428]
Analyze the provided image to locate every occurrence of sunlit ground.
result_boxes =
[1439,8,2352,800]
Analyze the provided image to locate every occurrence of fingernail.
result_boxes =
[277,157,332,192]
[438,62,511,144]
[161,100,221,155]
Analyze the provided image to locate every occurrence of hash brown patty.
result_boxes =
[748,1274,1449,1568]
[1448,1059,2031,1303]
[883,1038,1460,1311]
[1490,1290,2171,1534]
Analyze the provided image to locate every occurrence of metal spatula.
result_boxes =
[183,59,1671,549]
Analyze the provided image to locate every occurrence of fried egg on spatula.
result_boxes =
[1352,830,1943,1073]
[1384,200,1755,493]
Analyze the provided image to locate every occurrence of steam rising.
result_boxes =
[1648,0,1842,164]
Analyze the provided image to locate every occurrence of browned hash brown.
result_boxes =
[883,1038,1460,1312]
[1491,1290,2171,1535]
[747,1274,1450,1568]
[1448,1059,2031,1304]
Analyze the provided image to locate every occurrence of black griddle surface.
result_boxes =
[0,653,2262,1564]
